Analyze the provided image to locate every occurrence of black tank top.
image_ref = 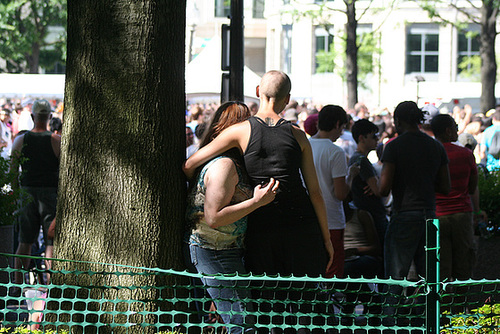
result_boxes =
[244,117,303,190]
[243,117,315,226]
[20,131,59,187]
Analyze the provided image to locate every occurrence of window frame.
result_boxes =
[214,0,230,18]
[314,26,335,73]
[457,24,480,76]
[406,24,440,75]
[282,24,293,74]
[253,0,265,18]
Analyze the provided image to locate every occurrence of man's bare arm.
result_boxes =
[9,134,24,190]
[379,162,395,197]
[333,177,350,201]
[365,176,381,197]
[51,133,61,159]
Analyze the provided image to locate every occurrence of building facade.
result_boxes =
[186,0,267,75]
[187,0,499,111]
[264,0,499,111]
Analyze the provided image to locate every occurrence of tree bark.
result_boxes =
[51,1,187,331]
[480,0,498,113]
[345,0,358,109]
[26,41,40,74]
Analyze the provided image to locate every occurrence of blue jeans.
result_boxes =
[344,255,383,279]
[189,245,251,334]
[382,210,434,326]
[384,210,435,279]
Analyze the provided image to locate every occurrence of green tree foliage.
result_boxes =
[416,0,499,112]
[441,303,500,333]
[316,44,336,73]
[458,55,481,81]
[0,0,67,73]
[316,31,381,90]
[284,0,390,107]
[478,168,500,228]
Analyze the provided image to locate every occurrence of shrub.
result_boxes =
[0,327,174,334]
[441,303,500,333]
[0,152,22,226]
[0,327,67,334]
[478,168,500,230]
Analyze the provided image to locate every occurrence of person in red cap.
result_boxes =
[303,113,319,137]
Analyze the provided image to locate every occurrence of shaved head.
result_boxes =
[259,70,291,101]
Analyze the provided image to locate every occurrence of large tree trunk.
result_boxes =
[480,0,498,113]
[51,1,186,331]
[345,0,358,109]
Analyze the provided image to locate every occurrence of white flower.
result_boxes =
[1,183,12,195]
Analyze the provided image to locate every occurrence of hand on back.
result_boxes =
[252,178,279,207]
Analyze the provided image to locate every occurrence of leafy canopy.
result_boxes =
[0,0,67,73]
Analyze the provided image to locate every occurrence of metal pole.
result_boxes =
[229,0,244,101]
[416,81,420,105]
[426,218,440,334]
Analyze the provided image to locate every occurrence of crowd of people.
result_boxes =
[2,71,499,331]
[183,70,499,332]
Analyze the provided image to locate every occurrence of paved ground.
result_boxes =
[473,235,500,279]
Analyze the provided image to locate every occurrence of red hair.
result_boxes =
[199,102,250,148]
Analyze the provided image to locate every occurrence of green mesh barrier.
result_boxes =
[1,252,499,333]
[440,280,500,333]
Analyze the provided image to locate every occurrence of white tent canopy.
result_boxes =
[186,36,261,103]
[0,73,65,99]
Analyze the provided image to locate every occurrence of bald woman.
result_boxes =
[184,70,333,277]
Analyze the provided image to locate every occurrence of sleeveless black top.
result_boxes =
[243,116,316,229]
[242,117,325,277]
[20,131,59,187]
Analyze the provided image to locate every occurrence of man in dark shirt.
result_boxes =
[379,101,450,325]
[11,99,61,284]
[380,101,450,280]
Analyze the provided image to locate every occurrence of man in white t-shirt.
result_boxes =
[0,108,12,159]
[309,105,358,278]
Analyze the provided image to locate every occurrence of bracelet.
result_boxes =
[473,210,483,215]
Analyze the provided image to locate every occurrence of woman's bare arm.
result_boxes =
[183,122,250,179]
[204,158,279,228]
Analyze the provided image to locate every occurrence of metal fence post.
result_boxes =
[426,218,440,334]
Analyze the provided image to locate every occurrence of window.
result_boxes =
[406,24,439,74]
[314,26,334,73]
[357,24,373,43]
[215,0,230,18]
[458,25,480,73]
[253,0,264,18]
[282,25,293,74]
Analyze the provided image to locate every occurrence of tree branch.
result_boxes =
[414,0,480,25]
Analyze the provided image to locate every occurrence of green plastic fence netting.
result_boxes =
[0,253,498,333]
